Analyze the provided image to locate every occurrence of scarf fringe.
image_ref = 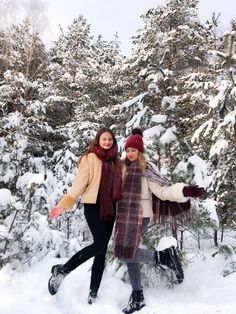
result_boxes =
[152,195,191,230]
[154,209,192,230]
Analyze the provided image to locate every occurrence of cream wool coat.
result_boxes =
[59,153,102,209]
[58,154,188,215]
[122,165,188,218]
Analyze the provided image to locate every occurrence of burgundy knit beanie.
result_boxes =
[125,128,144,153]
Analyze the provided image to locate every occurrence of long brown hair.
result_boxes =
[83,127,118,156]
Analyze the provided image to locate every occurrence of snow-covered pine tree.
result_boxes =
[0,20,78,267]
[116,0,215,176]
[44,15,125,138]
[192,20,236,235]
[117,0,217,162]
[92,33,125,126]
[112,0,219,263]
[32,17,126,267]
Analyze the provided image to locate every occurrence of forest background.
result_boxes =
[0,0,235,283]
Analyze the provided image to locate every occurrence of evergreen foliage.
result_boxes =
[0,1,235,272]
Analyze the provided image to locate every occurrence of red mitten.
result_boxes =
[183,185,205,198]
[48,205,66,219]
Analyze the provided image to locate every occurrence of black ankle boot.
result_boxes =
[48,264,70,295]
[122,290,145,314]
[88,290,97,304]
[155,246,184,283]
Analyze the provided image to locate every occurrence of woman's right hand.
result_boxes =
[183,185,205,198]
[48,205,66,219]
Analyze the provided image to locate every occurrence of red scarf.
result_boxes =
[92,145,122,221]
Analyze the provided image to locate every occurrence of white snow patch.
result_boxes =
[156,236,177,250]
[0,189,12,207]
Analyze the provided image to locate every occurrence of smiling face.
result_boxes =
[125,147,139,161]
[99,132,114,150]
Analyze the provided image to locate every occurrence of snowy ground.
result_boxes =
[0,248,235,314]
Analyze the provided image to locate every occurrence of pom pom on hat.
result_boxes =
[125,128,144,153]
[131,128,143,137]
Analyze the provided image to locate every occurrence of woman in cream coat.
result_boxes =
[48,127,122,304]
[114,128,205,314]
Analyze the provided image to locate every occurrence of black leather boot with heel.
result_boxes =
[155,246,184,284]
[122,289,145,314]
[48,264,70,295]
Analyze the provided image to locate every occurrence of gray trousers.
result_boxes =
[121,218,155,291]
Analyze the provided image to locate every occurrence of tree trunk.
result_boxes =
[214,229,218,247]
[67,217,70,240]
[221,225,224,243]
[180,230,184,250]
[197,231,201,250]
[157,147,161,171]
[1,209,19,267]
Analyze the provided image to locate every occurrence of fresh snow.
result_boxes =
[120,93,147,110]
[191,119,214,143]
[202,199,219,226]
[3,111,23,129]
[161,96,176,110]
[209,138,228,158]
[209,81,228,109]
[0,189,11,207]
[143,125,166,139]
[150,114,167,124]
[148,83,160,94]
[159,126,177,144]
[188,155,211,188]
[0,247,235,314]
[156,236,177,250]
[16,172,45,192]
[126,107,148,128]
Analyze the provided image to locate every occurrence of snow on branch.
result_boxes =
[120,93,147,110]
[191,119,214,143]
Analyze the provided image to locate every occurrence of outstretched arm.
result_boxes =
[148,181,205,203]
[48,155,90,219]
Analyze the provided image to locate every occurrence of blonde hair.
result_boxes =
[124,151,147,173]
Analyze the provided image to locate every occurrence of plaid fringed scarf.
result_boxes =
[114,162,191,259]
[152,196,191,229]
[145,162,191,229]
[114,162,143,259]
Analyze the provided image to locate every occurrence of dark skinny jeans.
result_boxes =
[63,202,114,293]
